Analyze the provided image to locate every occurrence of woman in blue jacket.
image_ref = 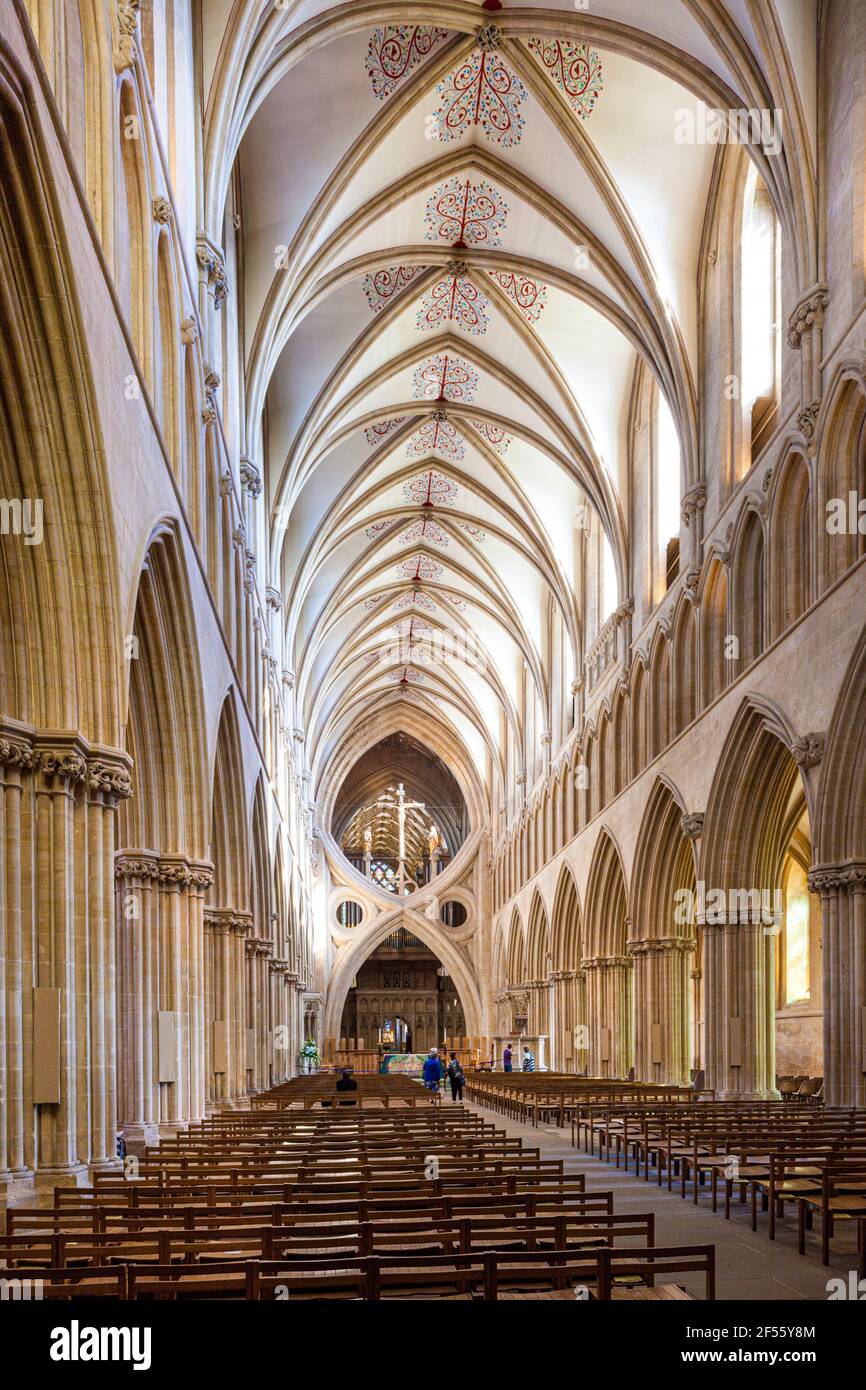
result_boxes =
[422,1048,443,1093]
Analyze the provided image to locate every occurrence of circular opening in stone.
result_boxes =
[440,900,467,928]
[335,898,364,928]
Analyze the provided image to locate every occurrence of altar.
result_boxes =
[379,1052,427,1076]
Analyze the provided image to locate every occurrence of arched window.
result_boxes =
[741,166,781,458]
[656,393,681,591]
[602,535,617,620]
[781,858,810,1006]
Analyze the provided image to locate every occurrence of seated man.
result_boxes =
[335,1067,358,1105]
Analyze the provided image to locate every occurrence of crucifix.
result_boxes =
[395,781,425,891]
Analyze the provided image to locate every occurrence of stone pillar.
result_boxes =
[630,938,694,1085]
[583,956,633,1078]
[702,914,778,1098]
[0,732,132,1196]
[809,863,866,1107]
[0,730,34,1192]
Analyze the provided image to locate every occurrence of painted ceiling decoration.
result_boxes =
[394,617,433,640]
[471,420,511,454]
[488,269,547,323]
[246,0,816,822]
[412,353,478,403]
[398,516,450,549]
[425,177,508,250]
[406,415,465,462]
[431,31,527,147]
[402,470,460,508]
[365,519,398,540]
[526,36,604,120]
[416,264,489,335]
[397,554,445,582]
[365,417,407,447]
[393,590,437,614]
[392,665,425,686]
[363,264,425,314]
[365,24,450,101]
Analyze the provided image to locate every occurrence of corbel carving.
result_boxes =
[790,732,824,769]
[195,234,229,310]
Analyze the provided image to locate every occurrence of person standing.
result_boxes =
[521,1045,535,1072]
[503,1043,513,1073]
[446,1052,465,1102]
[422,1047,443,1095]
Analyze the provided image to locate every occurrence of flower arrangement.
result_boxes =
[300,1038,320,1072]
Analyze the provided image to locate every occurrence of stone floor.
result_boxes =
[461,1099,861,1301]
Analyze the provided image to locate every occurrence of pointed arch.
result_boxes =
[731,509,766,668]
[769,449,811,639]
[630,778,697,1084]
[584,828,632,1076]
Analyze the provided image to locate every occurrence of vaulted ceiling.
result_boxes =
[207,0,818,808]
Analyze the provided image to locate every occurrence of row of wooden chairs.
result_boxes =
[465,1073,706,1126]
[4,1080,716,1300]
[574,1099,866,1273]
[12,1243,716,1301]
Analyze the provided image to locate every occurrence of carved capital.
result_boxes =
[87,757,133,802]
[0,729,34,772]
[787,285,828,349]
[266,586,283,612]
[180,315,198,345]
[34,746,87,788]
[240,458,263,498]
[195,234,229,310]
[680,483,707,528]
[152,197,172,226]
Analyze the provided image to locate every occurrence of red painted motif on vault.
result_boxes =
[406,415,465,461]
[397,554,444,582]
[364,592,389,610]
[425,177,507,249]
[418,269,489,335]
[366,26,450,100]
[365,417,407,447]
[399,517,449,549]
[472,420,511,454]
[393,590,436,613]
[526,37,604,120]
[402,470,460,508]
[432,47,526,146]
[412,353,477,403]
[391,665,425,685]
[457,521,486,544]
[441,591,468,613]
[393,617,433,640]
[364,519,396,540]
[363,265,425,313]
[489,270,548,322]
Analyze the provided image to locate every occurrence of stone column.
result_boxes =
[809,863,866,1107]
[0,730,34,1193]
[549,969,578,1072]
[702,913,778,1098]
[583,956,633,1078]
[630,938,694,1085]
